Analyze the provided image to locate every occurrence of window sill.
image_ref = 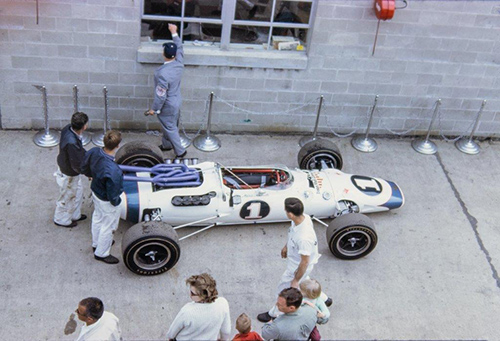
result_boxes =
[137,42,308,70]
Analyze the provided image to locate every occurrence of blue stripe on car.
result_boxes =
[123,180,139,223]
[381,181,404,209]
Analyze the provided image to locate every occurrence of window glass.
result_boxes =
[142,0,313,50]
[274,1,311,24]
[235,0,270,22]
[184,0,222,19]
[144,0,182,16]
[230,25,269,45]
[144,0,222,19]
[184,22,222,43]
[142,20,222,44]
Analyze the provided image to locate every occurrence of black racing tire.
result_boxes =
[115,141,164,167]
[298,139,343,170]
[326,213,377,260]
[122,221,181,276]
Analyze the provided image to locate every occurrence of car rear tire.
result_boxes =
[326,213,377,260]
[115,141,164,167]
[298,139,343,170]
[122,221,181,276]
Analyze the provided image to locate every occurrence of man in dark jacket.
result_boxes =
[81,130,123,264]
[54,112,89,228]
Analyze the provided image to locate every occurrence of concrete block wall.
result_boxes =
[1,0,500,137]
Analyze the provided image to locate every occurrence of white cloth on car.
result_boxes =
[54,169,83,225]
[91,193,120,258]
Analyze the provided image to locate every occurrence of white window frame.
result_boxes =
[141,0,318,55]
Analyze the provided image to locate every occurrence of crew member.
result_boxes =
[81,131,123,264]
[257,198,331,322]
[54,112,89,228]
[146,23,186,158]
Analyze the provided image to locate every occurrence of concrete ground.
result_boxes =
[0,130,499,341]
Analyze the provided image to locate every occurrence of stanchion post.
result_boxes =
[193,92,221,152]
[299,95,324,147]
[32,85,60,147]
[92,86,110,147]
[411,99,441,155]
[73,84,91,146]
[455,100,486,155]
[351,95,379,153]
[178,110,192,149]
[73,85,79,113]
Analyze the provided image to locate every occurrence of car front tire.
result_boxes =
[298,139,343,170]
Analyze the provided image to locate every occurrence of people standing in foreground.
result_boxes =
[54,112,89,228]
[233,313,262,340]
[81,131,123,264]
[146,23,186,158]
[257,197,331,322]
[75,297,121,341]
[261,287,317,340]
[166,273,231,340]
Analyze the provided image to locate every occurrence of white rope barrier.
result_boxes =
[143,92,487,144]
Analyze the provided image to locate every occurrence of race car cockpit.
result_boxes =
[221,167,292,190]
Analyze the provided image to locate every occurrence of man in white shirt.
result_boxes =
[258,197,330,322]
[75,297,122,341]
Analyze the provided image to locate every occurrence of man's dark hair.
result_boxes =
[279,287,303,309]
[284,197,304,216]
[79,297,104,320]
[103,130,122,150]
[71,112,89,130]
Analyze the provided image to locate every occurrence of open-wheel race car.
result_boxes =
[115,139,404,276]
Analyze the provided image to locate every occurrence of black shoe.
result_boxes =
[54,221,77,228]
[93,240,115,252]
[158,144,173,151]
[325,297,333,307]
[257,312,273,323]
[94,254,119,264]
[72,214,87,222]
[176,150,187,158]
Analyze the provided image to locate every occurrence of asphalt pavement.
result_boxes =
[0,130,499,340]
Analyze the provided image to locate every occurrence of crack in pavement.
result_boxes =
[435,152,500,289]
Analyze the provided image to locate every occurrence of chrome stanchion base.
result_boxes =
[412,139,437,155]
[33,130,60,148]
[81,131,92,146]
[193,134,221,152]
[351,136,378,153]
[179,134,192,149]
[299,136,318,147]
[455,138,480,155]
[92,133,105,147]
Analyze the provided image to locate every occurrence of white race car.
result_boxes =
[115,139,404,276]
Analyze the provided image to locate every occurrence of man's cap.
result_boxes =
[163,42,177,59]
